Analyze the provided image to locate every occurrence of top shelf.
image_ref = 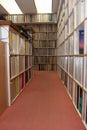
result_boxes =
[4,13,57,24]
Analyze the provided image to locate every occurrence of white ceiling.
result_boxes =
[0,0,59,14]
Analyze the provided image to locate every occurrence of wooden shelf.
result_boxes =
[4,13,57,24]
[57,0,87,128]
[33,24,57,71]
[0,21,33,105]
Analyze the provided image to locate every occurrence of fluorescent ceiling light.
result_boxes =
[34,0,52,13]
[0,0,22,14]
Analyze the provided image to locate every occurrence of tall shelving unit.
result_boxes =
[57,0,87,128]
[4,13,57,71]
[33,24,57,71]
[0,20,33,105]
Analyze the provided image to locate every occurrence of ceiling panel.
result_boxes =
[52,0,59,13]
[15,0,37,14]
[0,4,8,14]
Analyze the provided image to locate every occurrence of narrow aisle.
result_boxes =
[0,71,86,130]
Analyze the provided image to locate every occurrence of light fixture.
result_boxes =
[34,0,52,13]
[0,0,23,14]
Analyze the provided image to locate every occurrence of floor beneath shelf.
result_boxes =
[0,71,86,130]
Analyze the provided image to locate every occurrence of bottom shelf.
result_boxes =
[57,65,87,128]
[10,77,19,102]
[10,67,33,103]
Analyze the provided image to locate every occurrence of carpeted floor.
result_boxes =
[0,71,86,130]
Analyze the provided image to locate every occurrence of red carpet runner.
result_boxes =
[0,71,86,130]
